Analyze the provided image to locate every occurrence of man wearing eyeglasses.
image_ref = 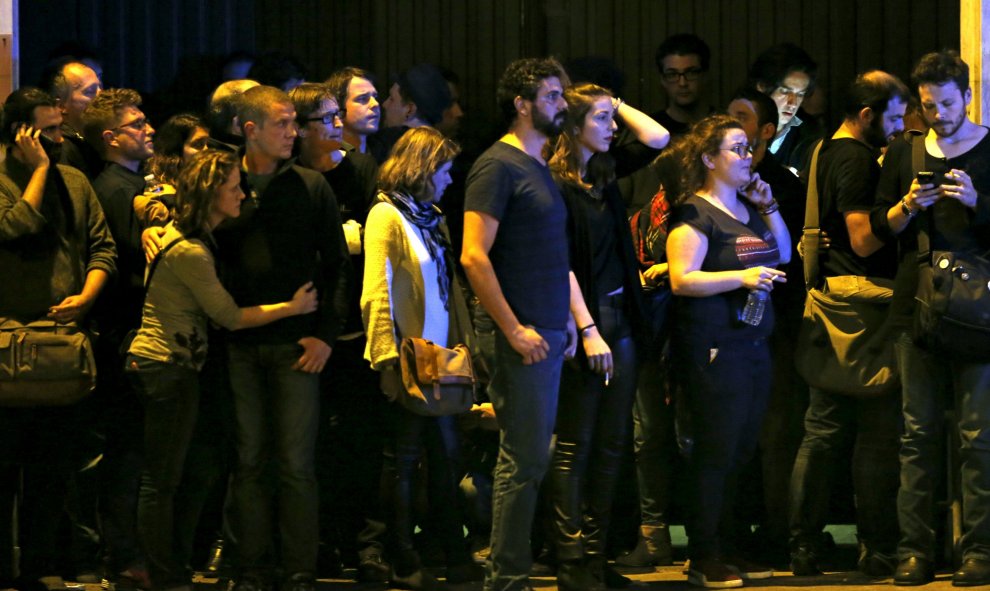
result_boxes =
[748,43,823,175]
[788,71,909,578]
[288,82,387,584]
[78,87,158,590]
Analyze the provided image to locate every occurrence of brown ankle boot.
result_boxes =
[615,524,674,567]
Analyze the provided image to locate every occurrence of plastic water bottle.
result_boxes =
[739,289,768,326]
[144,174,164,194]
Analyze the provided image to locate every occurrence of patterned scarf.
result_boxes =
[385,191,452,310]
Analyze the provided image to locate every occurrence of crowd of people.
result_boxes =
[1,31,988,591]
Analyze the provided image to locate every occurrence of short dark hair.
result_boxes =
[81,88,143,156]
[912,50,969,93]
[748,42,818,93]
[496,57,567,128]
[730,86,779,134]
[842,70,911,120]
[1,87,57,144]
[289,82,335,123]
[655,33,711,72]
[237,85,292,132]
[325,67,377,114]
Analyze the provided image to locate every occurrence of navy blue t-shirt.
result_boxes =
[465,141,570,330]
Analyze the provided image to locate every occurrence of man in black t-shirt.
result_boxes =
[462,57,576,591]
[619,34,714,214]
[870,50,990,587]
[789,71,909,578]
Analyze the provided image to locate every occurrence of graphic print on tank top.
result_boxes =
[735,231,777,268]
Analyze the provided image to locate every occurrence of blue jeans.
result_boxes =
[485,327,566,591]
[227,342,321,577]
[675,334,771,560]
[126,355,200,588]
[896,332,990,561]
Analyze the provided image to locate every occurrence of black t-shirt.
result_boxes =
[873,129,990,326]
[91,162,147,331]
[816,137,896,279]
[464,141,569,330]
[672,195,781,339]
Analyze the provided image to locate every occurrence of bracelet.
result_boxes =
[612,97,623,112]
[901,197,918,218]
[758,199,780,215]
[579,323,596,335]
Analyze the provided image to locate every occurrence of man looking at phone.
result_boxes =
[788,70,909,577]
[871,50,990,587]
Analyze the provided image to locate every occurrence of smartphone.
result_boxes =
[917,171,936,185]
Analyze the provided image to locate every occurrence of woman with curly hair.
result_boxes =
[125,150,316,591]
[666,114,790,588]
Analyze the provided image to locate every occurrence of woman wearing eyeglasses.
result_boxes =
[666,114,790,588]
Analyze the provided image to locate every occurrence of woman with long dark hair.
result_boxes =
[666,114,790,588]
[545,82,668,590]
[125,150,317,591]
[362,127,483,590]
[134,113,209,226]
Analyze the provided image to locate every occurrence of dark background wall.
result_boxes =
[20,0,959,132]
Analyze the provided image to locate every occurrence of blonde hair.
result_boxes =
[174,150,239,234]
[377,127,460,201]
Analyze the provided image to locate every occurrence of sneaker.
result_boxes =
[724,555,773,580]
[686,558,744,589]
[789,545,822,576]
[357,552,390,583]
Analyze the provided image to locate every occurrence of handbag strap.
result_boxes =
[911,132,933,263]
[801,139,825,290]
[144,235,188,290]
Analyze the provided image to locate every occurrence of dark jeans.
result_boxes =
[631,345,678,527]
[676,334,771,560]
[486,327,566,591]
[0,405,82,580]
[549,299,637,561]
[382,404,470,574]
[227,341,320,577]
[126,355,200,589]
[788,386,901,555]
[896,332,990,561]
[757,308,808,544]
[318,336,388,564]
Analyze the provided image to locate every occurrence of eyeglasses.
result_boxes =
[113,117,149,133]
[721,144,754,158]
[662,68,703,83]
[303,112,342,125]
[772,86,808,100]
